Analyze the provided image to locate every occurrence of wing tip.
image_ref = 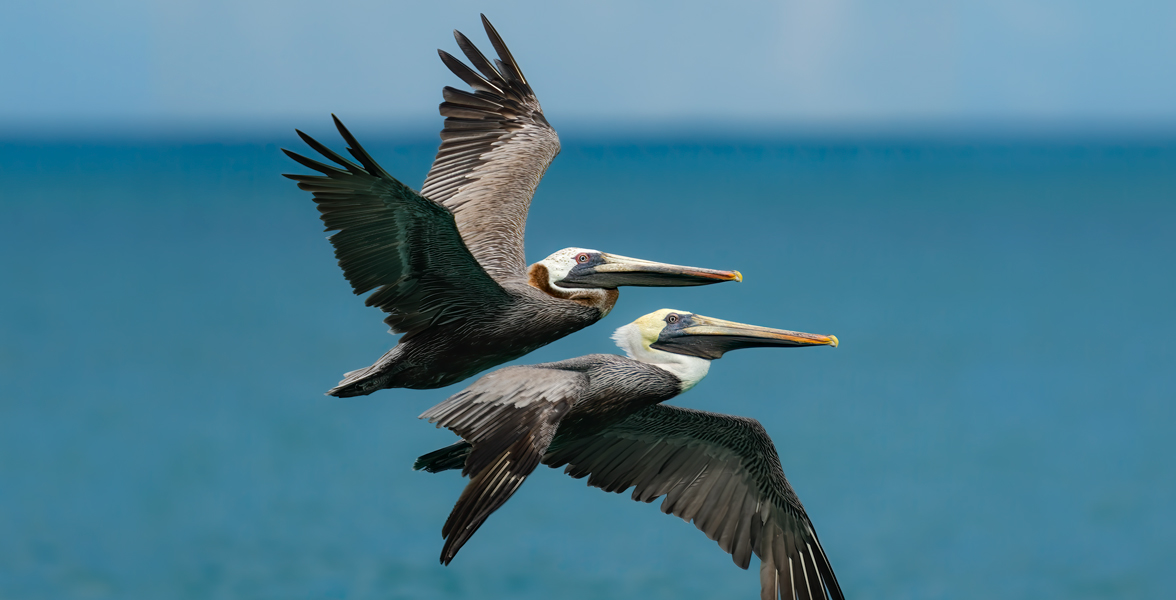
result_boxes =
[293,128,318,148]
[452,28,467,46]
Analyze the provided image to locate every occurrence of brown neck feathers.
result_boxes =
[528,264,619,314]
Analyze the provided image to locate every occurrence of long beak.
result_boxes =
[557,253,742,288]
[652,314,838,359]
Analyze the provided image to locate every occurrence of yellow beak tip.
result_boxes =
[732,270,743,282]
[828,335,839,348]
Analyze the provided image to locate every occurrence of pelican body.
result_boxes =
[416,310,844,600]
[283,17,739,394]
[334,246,737,393]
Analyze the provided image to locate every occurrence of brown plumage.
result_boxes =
[422,16,561,284]
[282,17,740,394]
[547,405,844,600]
[416,310,845,600]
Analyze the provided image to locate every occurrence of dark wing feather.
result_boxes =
[419,366,585,564]
[283,115,510,335]
[545,405,845,600]
[420,15,561,284]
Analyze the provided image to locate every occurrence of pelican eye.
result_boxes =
[575,253,591,264]
[665,313,680,324]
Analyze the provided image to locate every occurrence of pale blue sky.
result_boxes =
[3,0,1175,132]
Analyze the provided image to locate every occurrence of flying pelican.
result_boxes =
[415,309,844,600]
[283,16,741,395]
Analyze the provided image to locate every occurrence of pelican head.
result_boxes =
[535,248,742,291]
[611,309,835,391]
[614,308,837,371]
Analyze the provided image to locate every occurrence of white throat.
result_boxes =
[612,323,711,392]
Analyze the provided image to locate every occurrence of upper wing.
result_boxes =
[545,405,845,600]
[419,366,585,564]
[419,15,561,284]
[283,116,511,335]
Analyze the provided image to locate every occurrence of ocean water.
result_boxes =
[1,132,1173,599]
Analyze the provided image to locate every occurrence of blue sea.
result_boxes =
[1,131,1173,599]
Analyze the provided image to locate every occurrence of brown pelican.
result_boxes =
[415,309,844,600]
[282,16,740,395]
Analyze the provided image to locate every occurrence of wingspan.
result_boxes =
[545,405,845,600]
[420,366,585,564]
[283,115,511,336]
[420,14,561,284]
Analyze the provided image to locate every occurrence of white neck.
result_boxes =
[612,324,711,392]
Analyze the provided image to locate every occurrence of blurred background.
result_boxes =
[2,1,1174,599]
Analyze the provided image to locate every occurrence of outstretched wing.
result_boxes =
[283,115,511,336]
[420,366,585,564]
[545,405,845,600]
[420,14,561,284]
